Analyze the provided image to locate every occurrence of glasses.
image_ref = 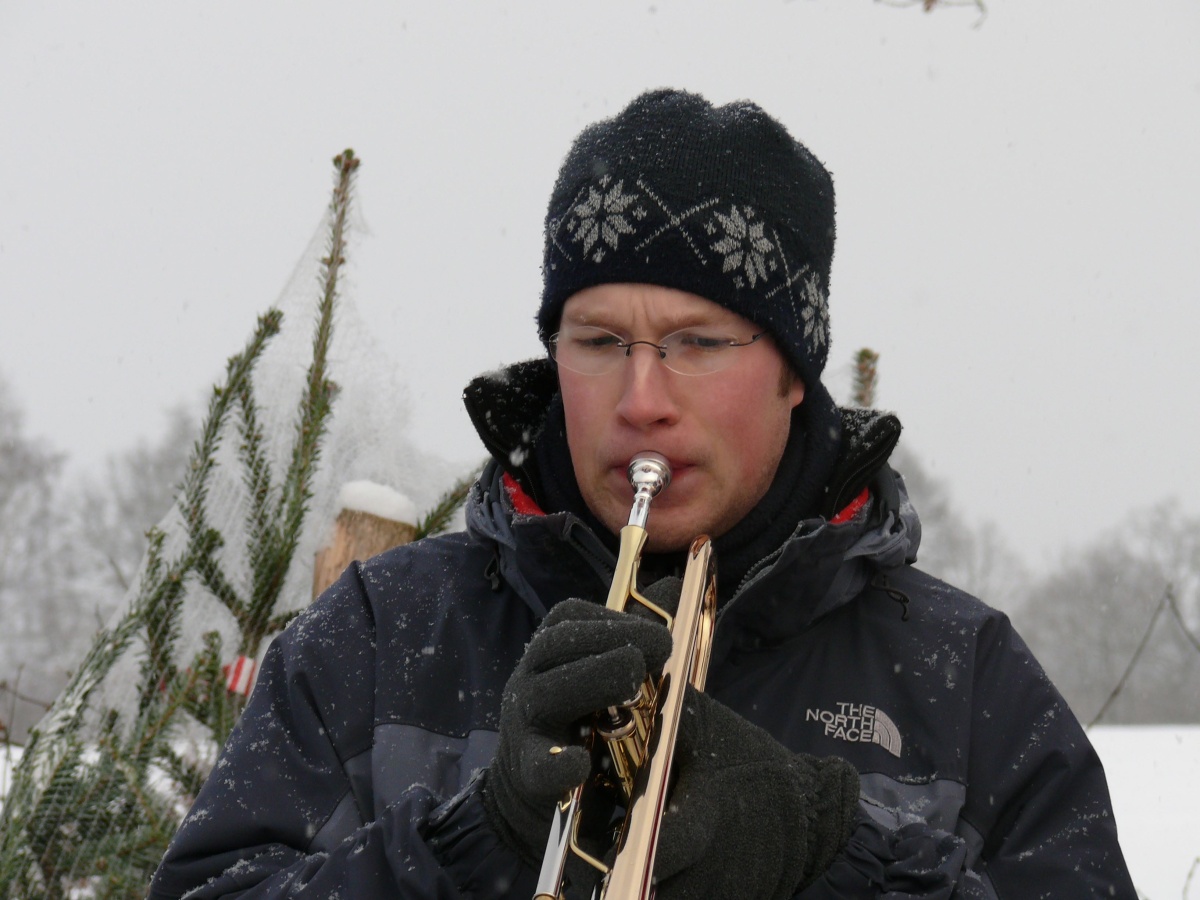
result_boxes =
[549,324,766,377]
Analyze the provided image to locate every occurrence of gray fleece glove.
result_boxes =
[482,597,674,864]
[652,688,861,900]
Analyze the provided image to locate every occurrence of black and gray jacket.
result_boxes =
[151,365,1135,899]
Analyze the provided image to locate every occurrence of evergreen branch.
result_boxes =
[0,733,84,883]
[176,311,283,628]
[235,372,277,570]
[158,746,208,805]
[243,150,358,656]
[99,720,173,839]
[24,590,146,751]
[137,528,225,710]
[415,464,484,540]
[173,632,243,748]
[29,671,190,888]
[25,738,88,883]
[279,150,356,538]
[131,666,202,768]
[0,600,168,895]
[180,310,281,545]
[192,530,249,630]
[1,591,148,854]
[35,715,123,884]
[49,723,174,891]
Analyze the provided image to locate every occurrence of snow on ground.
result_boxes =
[0,743,20,815]
[1,728,1196,895]
[1091,726,1200,900]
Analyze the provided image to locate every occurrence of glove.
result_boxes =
[653,689,861,900]
[482,597,674,864]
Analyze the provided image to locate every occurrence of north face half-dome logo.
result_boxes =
[805,702,902,758]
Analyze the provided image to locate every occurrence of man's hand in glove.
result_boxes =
[653,689,861,900]
[481,597,673,864]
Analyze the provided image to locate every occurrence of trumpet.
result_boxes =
[534,453,718,900]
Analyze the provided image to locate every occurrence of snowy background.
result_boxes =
[2,2,1198,894]
[1091,728,1200,899]
[2,0,1199,573]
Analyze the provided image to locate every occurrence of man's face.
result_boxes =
[556,284,805,553]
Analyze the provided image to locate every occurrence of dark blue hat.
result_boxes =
[538,88,836,388]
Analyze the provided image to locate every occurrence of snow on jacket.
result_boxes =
[151,394,1135,898]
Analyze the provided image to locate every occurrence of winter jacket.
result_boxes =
[151,371,1135,899]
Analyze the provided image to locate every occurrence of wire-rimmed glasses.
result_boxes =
[549,324,766,376]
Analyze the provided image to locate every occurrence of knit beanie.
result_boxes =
[537,88,836,389]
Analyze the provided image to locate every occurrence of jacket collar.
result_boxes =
[463,359,920,644]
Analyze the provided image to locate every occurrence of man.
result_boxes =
[152,89,1135,898]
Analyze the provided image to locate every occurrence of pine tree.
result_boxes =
[0,151,360,898]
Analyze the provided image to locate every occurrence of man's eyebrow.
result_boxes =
[565,309,729,330]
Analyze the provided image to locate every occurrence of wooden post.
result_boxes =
[313,482,418,598]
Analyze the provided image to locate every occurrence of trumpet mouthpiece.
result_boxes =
[628,453,671,494]
[626,453,671,528]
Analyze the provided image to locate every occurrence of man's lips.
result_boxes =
[608,456,692,473]
[607,458,696,492]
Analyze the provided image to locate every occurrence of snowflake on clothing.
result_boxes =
[799,270,829,352]
[567,176,644,263]
[708,205,777,289]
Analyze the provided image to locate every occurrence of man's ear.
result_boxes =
[783,366,805,407]
[789,378,806,409]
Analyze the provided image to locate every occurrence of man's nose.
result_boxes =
[613,344,680,428]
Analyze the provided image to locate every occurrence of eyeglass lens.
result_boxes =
[550,325,761,376]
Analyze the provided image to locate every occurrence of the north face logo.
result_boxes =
[805,702,902,758]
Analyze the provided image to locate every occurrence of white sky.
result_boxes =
[2,0,1198,571]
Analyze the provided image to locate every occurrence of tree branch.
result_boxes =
[1086,586,1169,728]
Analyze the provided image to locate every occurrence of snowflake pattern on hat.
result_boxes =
[708,205,778,289]
[566,175,646,262]
[798,270,828,351]
[547,174,830,374]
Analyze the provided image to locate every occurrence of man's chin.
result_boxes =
[589,505,687,550]
[587,488,709,548]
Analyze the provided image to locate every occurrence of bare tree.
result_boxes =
[888,444,1030,615]
[0,377,199,744]
[0,374,78,742]
[72,403,197,603]
[1016,503,1200,724]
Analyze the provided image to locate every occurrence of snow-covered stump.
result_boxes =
[313,481,418,597]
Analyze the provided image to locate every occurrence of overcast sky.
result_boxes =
[2,0,1198,571]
